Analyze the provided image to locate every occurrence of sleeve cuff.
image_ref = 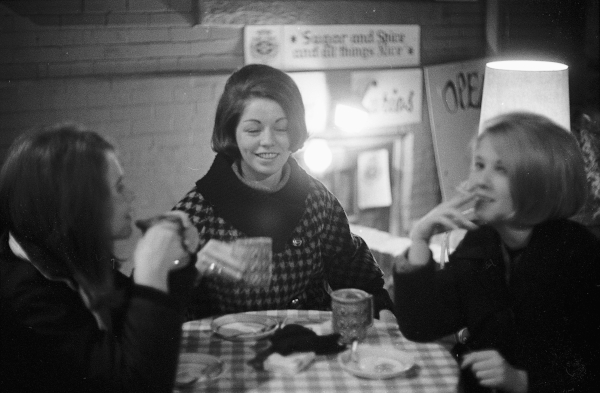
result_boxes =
[131,284,180,311]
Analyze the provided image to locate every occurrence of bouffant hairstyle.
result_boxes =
[211,64,308,159]
[477,112,587,225]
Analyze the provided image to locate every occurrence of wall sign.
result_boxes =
[245,25,420,70]
[424,59,487,201]
[352,68,423,128]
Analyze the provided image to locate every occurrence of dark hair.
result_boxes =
[477,112,588,225]
[211,64,308,159]
[0,123,116,308]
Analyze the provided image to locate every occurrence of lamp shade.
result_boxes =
[479,60,570,132]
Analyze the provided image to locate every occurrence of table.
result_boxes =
[177,309,459,392]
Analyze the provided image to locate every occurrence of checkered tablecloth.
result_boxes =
[177,309,459,392]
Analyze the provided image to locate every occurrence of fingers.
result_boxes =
[461,350,511,389]
[447,189,478,209]
[430,206,478,233]
[461,350,500,369]
[137,223,188,268]
[195,240,244,280]
[162,210,192,228]
[171,254,192,272]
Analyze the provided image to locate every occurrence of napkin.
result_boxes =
[269,324,346,356]
[264,352,316,375]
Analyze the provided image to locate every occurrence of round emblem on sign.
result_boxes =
[250,29,279,61]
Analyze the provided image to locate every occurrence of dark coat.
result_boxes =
[395,219,600,392]
[0,232,188,393]
[174,154,393,319]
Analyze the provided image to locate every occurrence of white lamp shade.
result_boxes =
[479,61,570,132]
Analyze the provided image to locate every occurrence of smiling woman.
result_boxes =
[173,64,395,321]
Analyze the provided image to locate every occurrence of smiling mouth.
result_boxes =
[256,153,278,159]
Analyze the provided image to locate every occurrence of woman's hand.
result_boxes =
[410,191,478,243]
[461,350,528,393]
[378,309,398,325]
[133,219,190,293]
[407,191,478,268]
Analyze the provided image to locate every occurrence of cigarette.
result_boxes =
[461,207,475,215]
[455,181,473,195]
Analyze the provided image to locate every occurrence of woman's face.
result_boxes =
[235,98,292,186]
[105,152,135,240]
[468,137,516,225]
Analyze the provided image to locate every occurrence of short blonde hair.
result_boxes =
[477,112,587,225]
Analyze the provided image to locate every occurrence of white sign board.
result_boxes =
[245,25,420,70]
[352,68,423,129]
[424,59,487,201]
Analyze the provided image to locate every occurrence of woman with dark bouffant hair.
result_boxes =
[174,64,396,321]
[394,112,600,392]
[0,124,197,392]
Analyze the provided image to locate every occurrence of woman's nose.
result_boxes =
[260,129,275,145]
[469,170,488,189]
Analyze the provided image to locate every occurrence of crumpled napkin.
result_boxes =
[269,324,346,356]
[264,352,316,375]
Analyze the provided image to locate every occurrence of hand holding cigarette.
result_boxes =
[406,181,479,269]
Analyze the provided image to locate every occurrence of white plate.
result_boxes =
[211,313,279,341]
[175,353,223,388]
[338,345,415,379]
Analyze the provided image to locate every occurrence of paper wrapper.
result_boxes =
[196,237,272,287]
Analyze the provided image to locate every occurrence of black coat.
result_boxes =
[0,232,188,393]
[395,219,600,392]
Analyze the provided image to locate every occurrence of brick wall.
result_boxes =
[0,0,487,269]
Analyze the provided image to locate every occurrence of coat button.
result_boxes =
[292,238,303,247]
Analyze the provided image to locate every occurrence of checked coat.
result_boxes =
[174,154,393,320]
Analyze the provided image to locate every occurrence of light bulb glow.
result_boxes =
[303,139,332,174]
[334,103,369,133]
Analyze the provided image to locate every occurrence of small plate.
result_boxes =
[175,353,223,388]
[211,313,279,341]
[338,345,415,379]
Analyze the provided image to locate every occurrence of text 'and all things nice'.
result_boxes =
[291,29,415,59]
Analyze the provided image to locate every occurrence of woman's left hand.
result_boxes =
[461,350,528,393]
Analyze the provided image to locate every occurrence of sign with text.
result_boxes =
[352,68,423,129]
[424,59,487,201]
[245,25,420,70]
